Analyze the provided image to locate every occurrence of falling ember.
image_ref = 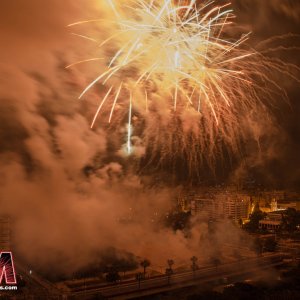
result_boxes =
[68,0,298,175]
[127,94,133,155]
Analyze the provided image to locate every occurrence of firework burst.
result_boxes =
[68,0,298,177]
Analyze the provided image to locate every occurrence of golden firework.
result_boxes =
[68,0,296,175]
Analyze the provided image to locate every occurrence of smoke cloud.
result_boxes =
[0,0,299,275]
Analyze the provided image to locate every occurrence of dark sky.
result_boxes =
[232,0,300,189]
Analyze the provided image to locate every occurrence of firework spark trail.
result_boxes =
[68,0,299,174]
[128,94,133,154]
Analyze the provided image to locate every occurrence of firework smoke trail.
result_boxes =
[68,0,299,176]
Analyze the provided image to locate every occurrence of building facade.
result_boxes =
[259,211,283,231]
[0,216,11,251]
[186,192,251,222]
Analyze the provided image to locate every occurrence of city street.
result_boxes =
[69,253,283,299]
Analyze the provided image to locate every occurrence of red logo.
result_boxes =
[0,252,17,285]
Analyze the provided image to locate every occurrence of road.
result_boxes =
[68,253,284,299]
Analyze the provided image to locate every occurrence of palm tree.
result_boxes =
[212,257,221,269]
[167,259,174,271]
[140,259,151,278]
[190,256,198,277]
[136,272,143,288]
[191,256,198,265]
[166,259,174,285]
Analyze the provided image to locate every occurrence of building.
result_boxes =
[259,220,281,231]
[260,198,278,213]
[253,190,286,212]
[278,201,298,210]
[271,199,278,212]
[259,211,284,231]
[191,198,220,220]
[177,191,193,212]
[188,192,251,222]
[0,216,11,251]
[224,196,251,222]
